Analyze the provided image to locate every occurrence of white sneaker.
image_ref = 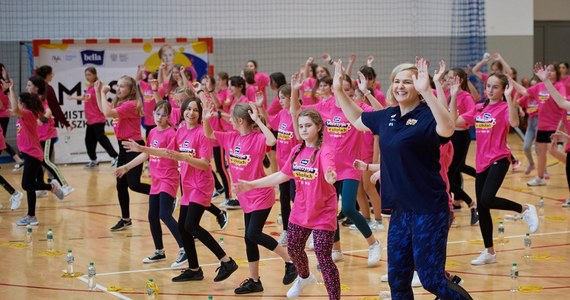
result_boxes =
[370,219,385,231]
[307,233,314,250]
[367,240,382,267]
[10,190,23,210]
[563,198,570,207]
[332,250,344,262]
[170,248,187,268]
[527,176,546,186]
[522,204,539,233]
[36,190,48,198]
[286,273,316,298]
[278,230,288,246]
[380,273,388,282]
[411,271,422,287]
[50,180,65,200]
[61,185,75,196]
[470,249,496,265]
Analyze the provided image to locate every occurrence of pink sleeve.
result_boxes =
[213,130,231,150]
[256,73,270,88]
[116,101,139,119]
[526,84,540,99]
[266,95,282,116]
[198,133,213,160]
[460,105,478,127]
[518,96,529,108]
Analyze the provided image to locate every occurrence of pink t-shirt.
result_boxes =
[245,84,257,103]
[38,101,57,141]
[358,103,375,162]
[373,88,387,108]
[461,101,511,173]
[301,78,317,105]
[255,72,270,104]
[268,109,299,170]
[305,96,363,181]
[147,127,180,198]
[561,76,570,93]
[113,100,142,141]
[177,124,215,207]
[17,109,43,161]
[139,81,161,126]
[266,94,282,117]
[229,95,250,113]
[518,95,539,118]
[527,82,567,131]
[214,130,275,213]
[281,144,337,231]
[84,85,107,125]
[169,107,181,127]
[0,91,9,118]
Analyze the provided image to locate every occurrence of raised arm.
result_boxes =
[432,59,448,109]
[290,72,303,141]
[414,58,454,137]
[505,77,519,127]
[249,103,276,146]
[472,53,491,79]
[535,62,570,111]
[345,53,356,78]
[332,60,369,131]
[98,83,119,118]
[492,52,513,76]
[5,80,21,117]
[303,57,314,80]
[357,71,384,110]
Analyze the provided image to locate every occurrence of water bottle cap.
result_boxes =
[220,237,224,241]
[48,227,52,230]
[499,221,503,224]
[526,233,530,236]
[68,249,72,253]
[512,263,517,266]
[148,278,153,282]
[89,262,94,265]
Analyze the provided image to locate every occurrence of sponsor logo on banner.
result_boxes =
[81,50,105,65]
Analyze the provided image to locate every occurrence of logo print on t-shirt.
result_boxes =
[292,162,318,180]
[326,116,351,135]
[229,146,251,166]
[475,112,496,131]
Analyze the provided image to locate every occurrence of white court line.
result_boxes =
[95,230,570,277]
[76,275,133,300]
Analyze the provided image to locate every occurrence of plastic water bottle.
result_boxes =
[25,225,33,246]
[145,278,158,298]
[276,213,283,226]
[208,296,213,300]
[219,237,224,249]
[47,228,54,252]
[524,233,532,259]
[538,198,545,217]
[510,263,519,292]
[87,262,96,291]
[66,249,75,275]
[498,221,505,245]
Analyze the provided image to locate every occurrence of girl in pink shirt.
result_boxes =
[135,66,162,138]
[160,64,189,109]
[117,101,185,268]
[96,76,150,232]
[27,76,73,196]
[264,72,288,176]
[245,60,270,106]
[68,67,118,168]
[453,73,539,265]
[236,109,340,300]
[203,101,297,294]
[512,63,567,186]
[0,64,25,169]
[243,69,258,103]
[7,85,65,226]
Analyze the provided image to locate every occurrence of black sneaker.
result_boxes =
[234,278,264,294]
[225,199,241,210]
[451,274,464,286]
[381,209,391,218]
[341,218,353,227]
[110,219,132,231]
[217,210,229,230]
[214,258,238,282]
[470,207,479,226]
[172,267,204,282]
[212,188,225,198]
[336,212,346,221]
[283,262,297,285]
[142,249,166,263]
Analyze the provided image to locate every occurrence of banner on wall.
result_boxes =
[33,37,213,164]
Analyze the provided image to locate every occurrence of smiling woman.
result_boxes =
[332,58,471,300]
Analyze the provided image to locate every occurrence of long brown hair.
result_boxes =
[113,75,144,116]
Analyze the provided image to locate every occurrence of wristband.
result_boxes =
[328,60,334,65]
[218,111,222,118]
[366,164,369,171]
[197,90,204,95]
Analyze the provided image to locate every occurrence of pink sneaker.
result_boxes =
[524,164,535,175]
[512,160,521,171]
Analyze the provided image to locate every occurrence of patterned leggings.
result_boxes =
[287,223,340,300]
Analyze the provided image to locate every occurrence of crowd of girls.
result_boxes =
[7,45,570,299]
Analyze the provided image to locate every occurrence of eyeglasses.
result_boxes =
[154,112,169,118]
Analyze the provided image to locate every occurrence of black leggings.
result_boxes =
[21,153,52,216]
[179,202,227,269]
[85,123,118,161]
[148,192,183,250]
[0,117,18,157]
[0,175,16,195]
[279,179,296,230]
[212,146,231,199]
[475,157,523,248]
[117,140,151,219]
[244,207,278,262]
[38,138,68,186]
[448,130,473,205]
